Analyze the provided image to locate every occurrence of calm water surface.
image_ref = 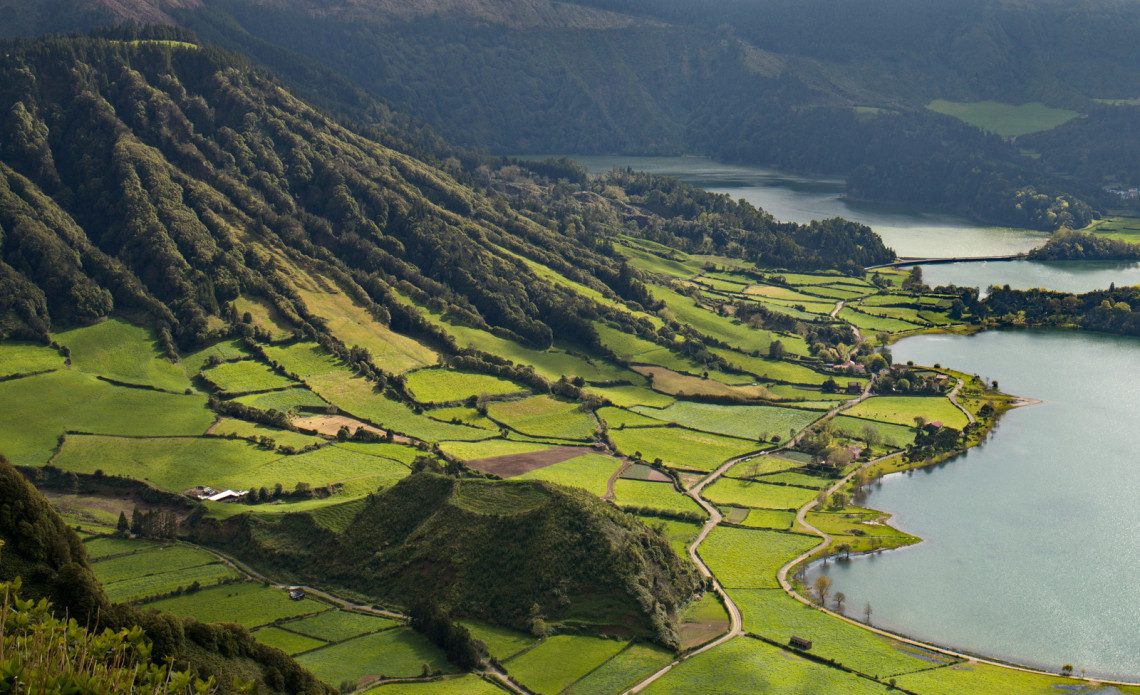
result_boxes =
[809,330,1140,680]
[567,155,1049,257]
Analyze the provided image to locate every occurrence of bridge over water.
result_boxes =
[866,253,1025,270]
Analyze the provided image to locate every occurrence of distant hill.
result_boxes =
[192,472,703,646]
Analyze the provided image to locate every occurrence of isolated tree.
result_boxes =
[835,592,846,613]
[864,602,873,624]
[813,575,832,607]
[836,542,852,559]
[116,511,129,536]
[913,415,927,430]
[768,340,785,360]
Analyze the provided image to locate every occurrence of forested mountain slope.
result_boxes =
[0,33,890,350]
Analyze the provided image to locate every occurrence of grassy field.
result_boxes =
[515,453,620,497]
[703,478,820,511]
[52,434,279,492]
[732,589,952,679]
[844,396,968,429]
[91,545,223,584]
[405,368,525,403]
[0,370,213,466]
[427,406,500,429]
[209,418,325,449]
[652,285,774,353]
[232,295,296,340]
[700,527,818,589]
[101,563,240,603]
[632,402,819,441]
[290,270,438,374]
[1085,215,1140,244]
[638,516,701,557]
[838,307,924,334]
[894,659,1107,694]
[296,627,456,684]
[728,456,805,478]
[505,634,629,695]
[287,610,400,642]
[262,343,343,379]
[181,340,250,377]
[564,642,675,695]
[642,635,883,694]
[233,386,329,412]
[0,341,64,377]
[632,365,774,400]
[53,319,191,391]
[612,479,706,516]
[438,439,555,460]
[201,359,298,393]
[82,536,158,558]
[584,383,675,408]
[486,395,596,440]
[830,415,916,449]
[148,581,325,627]
[214,442,411,491]
[597,407,664,429]
[609,426,759,472]
[460,620,536,661]
[367,676,505,694]
[707,348,840,386]
[736,508,797,530]
[926,99,1080,137]
[251,626,327,655]
[759,471,829,489]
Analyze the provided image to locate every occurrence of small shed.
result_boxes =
[789,636,812,650]
[205,489,248,502]
[288,589,305,601]
[846,381,862,394]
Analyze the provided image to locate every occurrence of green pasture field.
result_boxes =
[844,396,967,429]
[405,368,525,403]
[632,366,774,400]
[652,285,774,352]
[303,498,367,533]
[593,323,692,372]
[82,536,158,558]
[633,402,819,441]
[52,434,278,492]
[450,480,551,516]
[759,471,830,489]
[262,343,341,379]
[616,242,701,278]
[919,311,956,326]
[837,307,923,333]
[233,386,328,413]
[214,442,410,491]
[487,395,596,440]
[306,368,491,442]
[287,610,400,642]
[700,527,817,589]
[460,620,536,661]
[209,418,325,449]
[831,415,915,449]
[620,463,667,481]
[642,635,883,694]
[53,319,191,392]
[330,441,423,465]
[180,340,249,377]
[925,99,1080,137]
[707,348,840,386]
[512,251,662,328]
[439,439,554,460]
[854,305,937,326]
[91,545,222,584]
[0,342,65,377]
[251,627,326,656]
[638,516,701,557]
[741,297,829,321]
[743,284,829,304]
[765,384,848,403]
[764,272,855,286]
[427,406,499,429]
[894,659,1113,694]
[806,508,919,554]
[515,454,620,497]
[860,293,919,307]
[732,589,953,679]
[609,426,758,472]
[737,508,797,530]
[729,456,808,478]
[799,284,872,301]
[565,642,675,695]
[597,406,664,429]
[0,371,213,466]
[297,627,455,684]
[148,582,325,628]
[1086,215,1140,244]
[703,478,819,511]
[102,563,241,603]
[201,359,298,393]
[290,271,438,374]
[367,676,505,695]
[694,275,747,292]
[613,479,704,516]
[584,383,675,408]
[506,634,629,695]
[232,295,296,340]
